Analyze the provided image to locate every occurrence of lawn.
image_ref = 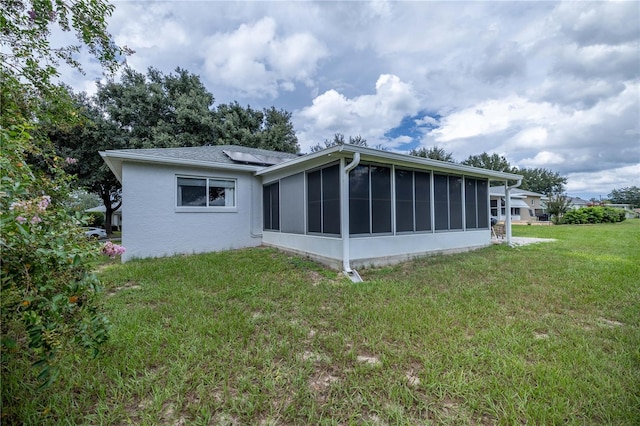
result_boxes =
[3,221,639,424]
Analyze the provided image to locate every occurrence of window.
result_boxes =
[395,169,431,232]
[177,177,235,208]
[307,164,340,235]
[263,182,279,230]
[349,164,391,234]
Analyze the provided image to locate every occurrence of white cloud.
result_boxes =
[566,164,640,199]
[56,1,638,196]
[201,17,328,98]
[295,74,419,151]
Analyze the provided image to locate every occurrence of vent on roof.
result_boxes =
[223,150,288,166]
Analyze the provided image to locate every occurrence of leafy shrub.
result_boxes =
[561,207,626,225]
[85,211,105,227]
[1,120,112,387]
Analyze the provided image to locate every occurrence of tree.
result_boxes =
[212,102,299,153]
[546,193,572,224]
[47,90,125,234]
[608,186,640,207]
[1,0,131,94]
[259,107,299,153]
[1,0,127,395]
[409,146,456,162]
[97,67,216,148]
[310,133,368,152]
[516,168,567,195]
[462,152,514,172]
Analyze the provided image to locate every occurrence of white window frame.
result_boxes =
[175,175,237,213]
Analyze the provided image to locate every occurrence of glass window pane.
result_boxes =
[349,165,370,234]
[395,169,414,232]
[465,178,477,229]
[449,176,463,230]
[434,174,448,230]
[415,171,431,231]
[322,164,341,235]
[371,166,391,233]
[208,179,235,207]
[177,178,206,206]
[307,170,321,233]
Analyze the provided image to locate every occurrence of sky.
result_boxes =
[59,0,640,200]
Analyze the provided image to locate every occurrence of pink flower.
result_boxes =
[38,195,51,212]
[65,157,77,165]
[102,241,126,258]
[16,216,27,224]
[10,201,26,211]
[30,215,42,225]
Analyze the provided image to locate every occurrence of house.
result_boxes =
[567,196,590,210]
[606,204,639,219]
[490,186,548,222]
[85,205,122,230]
[100,144,523,279]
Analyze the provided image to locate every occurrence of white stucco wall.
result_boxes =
[262,229,491,270]
[349,230,489,268]
[121,162,262,261]
[262,232,343,268]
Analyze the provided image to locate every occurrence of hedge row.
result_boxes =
[562,206,626,224]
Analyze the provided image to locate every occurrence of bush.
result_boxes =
[1,120,112,387]
[85,211,105,227]
[561,207,626,225]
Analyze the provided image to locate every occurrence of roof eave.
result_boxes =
[100,150,264,179]
[257,144,523,181]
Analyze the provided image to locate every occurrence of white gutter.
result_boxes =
[505,177,523,245]
[340,150,362,282]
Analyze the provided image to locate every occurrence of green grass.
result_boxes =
[3,221,639,424]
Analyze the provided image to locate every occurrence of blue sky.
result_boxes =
[59,1,639,200]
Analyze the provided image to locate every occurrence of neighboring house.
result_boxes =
[567,196,590,210]
[101,144,523,278]
[85,205,122,230]
[606,204,639,219]
[490,186,548,222]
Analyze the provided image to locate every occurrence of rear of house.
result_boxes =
[101,145,523,273]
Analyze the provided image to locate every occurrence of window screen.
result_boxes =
[395,169,414,232]
[349,165,370,234]
[371,166,391,233]
[415,171,431,231]
[263,182,279,230]
[449,176,463,230]
[477,180,489,228]
[307,164,341,235]
[307,170,322,233]
[465,178,478,229]
[434,174,449,230]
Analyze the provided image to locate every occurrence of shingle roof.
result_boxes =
[107,145,299,165]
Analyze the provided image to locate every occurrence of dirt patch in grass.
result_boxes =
[107,280,141,296]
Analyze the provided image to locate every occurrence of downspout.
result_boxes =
[341,151,362,282]
[505,177,523,246]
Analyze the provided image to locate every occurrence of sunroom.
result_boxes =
[256,145,523,281]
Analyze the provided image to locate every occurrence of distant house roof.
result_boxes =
[568,197,589,206]
[85,205,121,214]
[489,186,547,199]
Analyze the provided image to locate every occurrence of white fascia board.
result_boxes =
[100,151,123,183]
[100,150,262,182]
[257,145,523,181]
